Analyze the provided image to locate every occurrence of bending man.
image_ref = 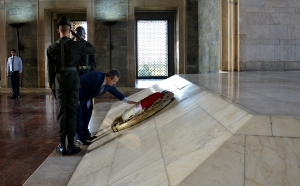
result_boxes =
[76,70,137,145]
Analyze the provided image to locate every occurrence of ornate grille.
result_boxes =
[137,20,168,77]
[70,21,88,40]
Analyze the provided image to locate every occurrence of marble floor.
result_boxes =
[2,71,300,185]
[0,91,136,186]
[0,93,58,186]
[67,72,300,186]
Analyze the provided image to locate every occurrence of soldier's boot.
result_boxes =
[67,136,82,155]
[56,136,68,155]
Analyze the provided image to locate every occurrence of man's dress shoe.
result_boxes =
[85,135,97,140]
[76,139,91,145]
[67,146,82,155]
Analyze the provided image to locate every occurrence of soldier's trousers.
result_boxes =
[56,89,79,137]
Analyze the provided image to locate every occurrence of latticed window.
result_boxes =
[137,20,168,77]
[70,21,88,40]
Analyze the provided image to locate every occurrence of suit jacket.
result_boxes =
[79,71,125,105]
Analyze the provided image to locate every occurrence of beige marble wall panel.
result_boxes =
[245,136,300,186]
[246,45,275,61]
[246,12,264,25]
[246,0,266,8]
[240,62,246,70]
[245,45,258,61]
[178,134,245,186]
[296,45,300,61]
[284,61,300,70]
[272,116,300,137]
[264,13,280,25]
[246,39,280,45]
[280,39,300,44]
[239,34,246,62]
[245,38,257,45]
[287,25,300,39]
[239,0,247,35]
[245,62,263,70]
[270,25,288,39]
[263,61,285,70]
[247,7,296,13]
[258,45,275,61]
[279,13,300,25]
[266,0,300,8]
[274,45,296,61]
[246,25,271,39]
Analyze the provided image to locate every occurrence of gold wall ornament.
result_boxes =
[111,91,175,132]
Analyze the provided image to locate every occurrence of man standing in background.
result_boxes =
[6,49,23,99]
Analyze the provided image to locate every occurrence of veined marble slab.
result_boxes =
[68,72,300,186]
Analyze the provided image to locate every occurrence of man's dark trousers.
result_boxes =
[10,71,20,98]
[76,103,93,140]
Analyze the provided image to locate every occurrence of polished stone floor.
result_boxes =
[2,71,300,185]
[0,92,134,186]
[0,93,58,186]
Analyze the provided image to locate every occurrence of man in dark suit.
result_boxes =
[76,69,137,145]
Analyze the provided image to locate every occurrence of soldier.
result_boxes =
[47,16,96,155]
[73,26,97,144]
[73,26,96,76]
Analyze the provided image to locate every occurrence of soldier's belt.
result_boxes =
[79,66,90,70]
[58,67,77,71]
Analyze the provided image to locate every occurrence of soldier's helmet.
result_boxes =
[75,26,86,37]
[57,16,71,27]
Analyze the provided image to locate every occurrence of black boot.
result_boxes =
[56,136,67,155]
[67,136,81,155]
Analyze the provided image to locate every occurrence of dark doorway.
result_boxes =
[135,11,175,79]
[52,13,86,42]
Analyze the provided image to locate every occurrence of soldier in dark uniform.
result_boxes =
[73,26,96,76]
[73,26,98,145]
[47,16,96,155]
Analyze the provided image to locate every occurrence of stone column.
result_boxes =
[0,1,6,87]
[228,0,239,71]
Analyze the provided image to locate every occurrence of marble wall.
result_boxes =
[198,0,220,73]
[94,0,128,86]
[240,0,300,71]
